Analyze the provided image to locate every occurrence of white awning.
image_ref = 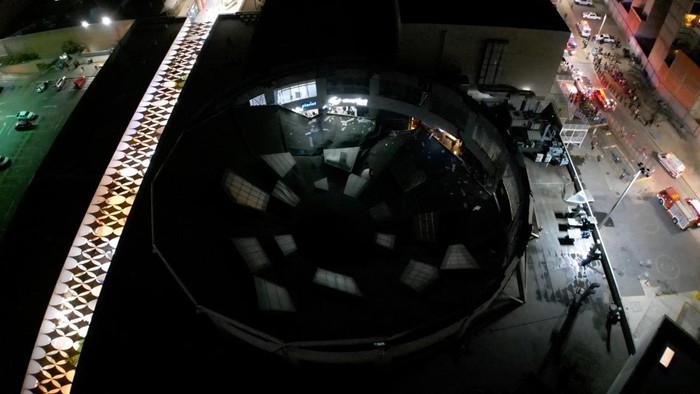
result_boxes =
[566,189,595,204]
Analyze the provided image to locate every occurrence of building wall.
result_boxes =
[668,51,700,118]
[611,0,700,135]
[397,24,569,99]
[636,0,672,39]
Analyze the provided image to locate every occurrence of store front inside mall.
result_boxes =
[186,0,245,22]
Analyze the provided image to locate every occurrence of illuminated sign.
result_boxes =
[301,101,317,109]
[327,96,368,107]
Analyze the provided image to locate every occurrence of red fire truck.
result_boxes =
[657,187,700,230]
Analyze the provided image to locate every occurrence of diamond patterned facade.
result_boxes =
[21,20,213,394]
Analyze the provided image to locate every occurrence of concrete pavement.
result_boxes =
[557,0,700,357]
[494,125,699,392]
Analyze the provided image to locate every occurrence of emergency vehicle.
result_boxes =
[592,88,617,111]
[657,152,685,178]
[657,187,700,230]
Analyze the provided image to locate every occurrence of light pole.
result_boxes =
[597,14,607,36]
[600,163,651,226]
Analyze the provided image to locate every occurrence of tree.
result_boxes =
[62,40,85,55]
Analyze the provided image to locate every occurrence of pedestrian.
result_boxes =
[607,306,621,325]
[580,256,593,267]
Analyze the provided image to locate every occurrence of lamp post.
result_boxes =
[597,14,607,36]
[600,163,651,226]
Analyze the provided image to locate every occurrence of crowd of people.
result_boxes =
[592,52,656,125]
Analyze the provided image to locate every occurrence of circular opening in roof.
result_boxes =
[292,192,375,266]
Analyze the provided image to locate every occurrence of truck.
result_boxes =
[657,187,700,230]
[577,20,592,38]
[657,152,685,178]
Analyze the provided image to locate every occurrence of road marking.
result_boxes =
[2,200,16,220]
[43,105,58,108]
[54,115,65,130]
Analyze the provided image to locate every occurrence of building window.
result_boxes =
[478,40,508,86]
[232,237,271,272]
[276,81,317,105]
[249,93,266,106]
[223,171,269,211]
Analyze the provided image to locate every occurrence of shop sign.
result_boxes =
[327,96,368,107]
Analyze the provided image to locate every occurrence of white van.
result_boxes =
[577,21,591,38]
[657,152,685,178]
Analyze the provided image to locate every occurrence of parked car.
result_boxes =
[582,11,603,20]
[55,76,67,90]
[221,0,238,9]
[574,0,593,5]
[16,110,37,120]
[36,81,49,92]
[594,34,616,44]
[15,120,33,131]
[0,155,11,170]
[566,40,577,56]
[74,75,86,89]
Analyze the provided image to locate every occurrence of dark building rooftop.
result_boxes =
[2,1,629,393]
[397,0,569,31]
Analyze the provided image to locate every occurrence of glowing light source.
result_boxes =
[659,347,675,367]
[101,16,111,25]
[81,21,89,28]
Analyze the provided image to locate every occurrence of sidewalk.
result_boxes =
[568,138,700,340]
[471,157,631,393]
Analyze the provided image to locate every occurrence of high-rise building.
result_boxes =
[609,0,700,135]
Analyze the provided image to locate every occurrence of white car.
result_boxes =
[0,155,11,171]
[594,34,616,44]
[16,110,37,120]
[55,76,67,91]
[574,0,593,5]
[582,11,602,20]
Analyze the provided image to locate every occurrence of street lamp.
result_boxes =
[600,162,651,226]
[597,14,607,36]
